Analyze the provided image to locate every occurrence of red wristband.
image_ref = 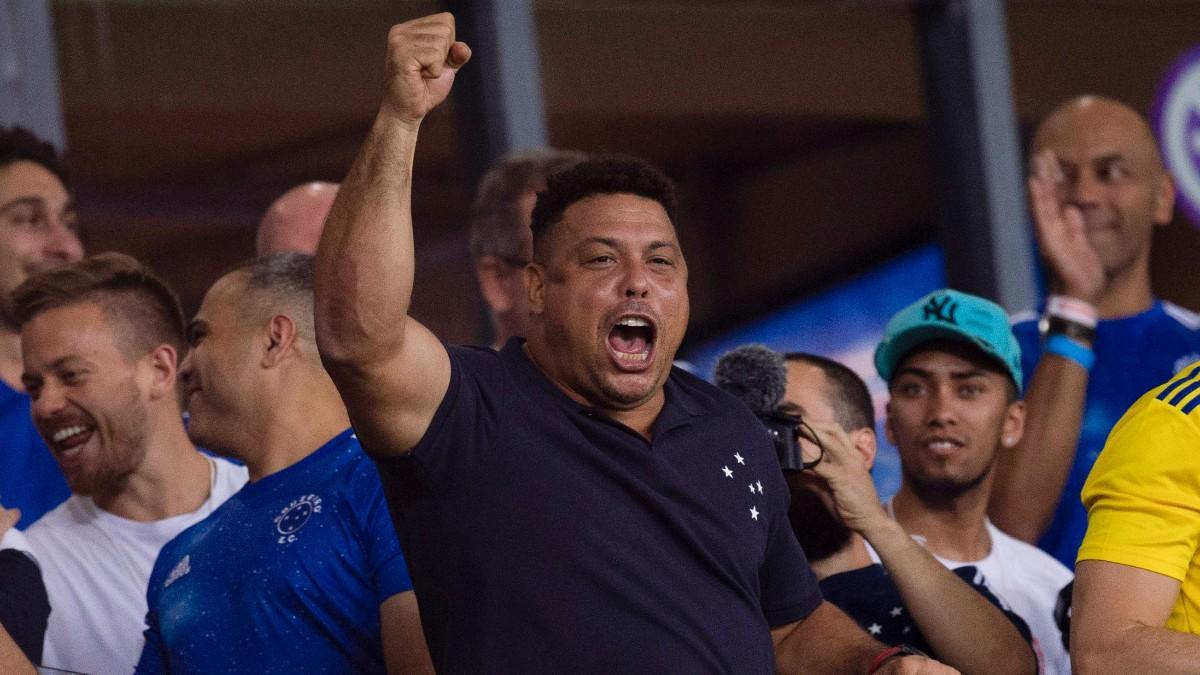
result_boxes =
[867,644,924,674]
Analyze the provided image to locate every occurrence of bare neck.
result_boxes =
[0,326,22,391]
[94,408,214,522]
[523,338,664,440]
[1096,256,1155,319]
[243,374,352,482]
[809,532,874,581]
[890,480,993,562]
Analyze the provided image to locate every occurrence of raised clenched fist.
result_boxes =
[381,12,472,128]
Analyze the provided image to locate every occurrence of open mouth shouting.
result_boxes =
[606,313,658,371]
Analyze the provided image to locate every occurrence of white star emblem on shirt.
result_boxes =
[756,480,764,494]
[868,623,882,636]
[748,484,756,493]
[722,466,734,478]
[749,506,759,520]
[734,452,745,465]
[890,607,903,617]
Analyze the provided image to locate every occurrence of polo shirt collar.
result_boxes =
[500,337,708,436]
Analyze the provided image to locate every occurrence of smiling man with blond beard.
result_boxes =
[14,253,246,674]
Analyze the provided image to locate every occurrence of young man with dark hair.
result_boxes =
[137,253,432,674]
[0,125,84,527]
[469,149,585,348]
[314,13,951,673]
[14,253,247,674]
[875,289,1074,674]
[782,352,1036,674]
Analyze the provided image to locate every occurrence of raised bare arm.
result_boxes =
[314,13,470,455]
[990,148,1103,542]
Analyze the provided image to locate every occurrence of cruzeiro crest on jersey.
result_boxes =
[274,494,323,545]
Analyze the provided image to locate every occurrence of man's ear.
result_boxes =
[1000,400,1026,449]
[850,427,878,471]
[145,344,179,401]
[475,256,515,315]
[262,314,299,368]
[526,263,546,316]
[1153,172,1177,226]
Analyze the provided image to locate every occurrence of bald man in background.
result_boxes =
[256,181,340,255]
[990,95,1200,566]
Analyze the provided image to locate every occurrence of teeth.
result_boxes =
[52,425,88,443]
[927,440,957,450]
[616,351,650,362]
[617,317,650,328]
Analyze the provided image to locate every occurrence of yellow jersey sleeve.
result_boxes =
[1078,363,1200,581]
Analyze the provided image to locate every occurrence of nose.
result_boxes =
[926,384,958,427]
[42,215,83,263]
[31,380,68,420]
[179,352,195,388]
[1067,169,1104,208]
[622,260,650,299]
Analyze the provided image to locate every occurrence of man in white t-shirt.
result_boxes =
[11,253,247,674]
[873,289,1075,674]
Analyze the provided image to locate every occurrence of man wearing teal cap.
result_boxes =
[874,289,1074,675]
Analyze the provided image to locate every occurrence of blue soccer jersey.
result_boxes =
[137,429,415,674]
[0,380,69,528]
[1013,300,1200,567]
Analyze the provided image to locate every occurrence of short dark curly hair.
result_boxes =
[0,126,70,189]
[529,155,677,260]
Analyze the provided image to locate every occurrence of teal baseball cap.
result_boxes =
[874,289,1022,390]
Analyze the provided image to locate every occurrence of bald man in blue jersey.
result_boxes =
[136,253,432,674]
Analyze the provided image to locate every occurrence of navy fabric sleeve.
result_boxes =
[350,458,414,602]
[403,345,501,491]
[0,549,48,664]
[759,468,823,626]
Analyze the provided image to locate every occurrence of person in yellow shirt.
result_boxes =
[1073,361,1200,673]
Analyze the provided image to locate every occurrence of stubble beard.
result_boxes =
[68,392,150,500]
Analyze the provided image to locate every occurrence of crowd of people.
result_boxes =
[0,10,1197,674]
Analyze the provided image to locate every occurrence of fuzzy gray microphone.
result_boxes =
[713,344,787,417]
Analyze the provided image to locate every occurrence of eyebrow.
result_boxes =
[1091,153,1127,166]
[0,196,77,216]
[22,354,92,379]
[894,366,989,380]
[578,237,679,253]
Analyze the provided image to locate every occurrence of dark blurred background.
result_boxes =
[27,0,1200,347]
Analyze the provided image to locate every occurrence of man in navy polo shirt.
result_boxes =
[137,253,432,674]
[314,12,952,674]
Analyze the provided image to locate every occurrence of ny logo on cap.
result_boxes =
[923,295,959,325]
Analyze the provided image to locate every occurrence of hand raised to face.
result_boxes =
[1028,148,1106,304]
